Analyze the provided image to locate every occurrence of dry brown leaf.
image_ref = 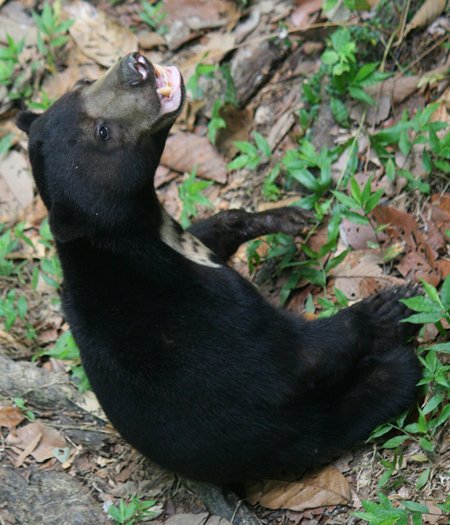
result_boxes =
[216,104,253,158]
[43,64,102,100]
[330,249,402,301]
[64,0,138,68]
[404,0,447,38]
[0,406,25,429]
[161,132,227,184]
[0,150,34,223]
[246,465,352,511]
[372,206,440,285]
[290,0,323,28]
[7,421,67,463]
[164,513,231,525]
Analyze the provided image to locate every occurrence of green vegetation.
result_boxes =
[178,169,214,228]
[107,497,162,525]
[139,0,168,35]
[32,1,74,71]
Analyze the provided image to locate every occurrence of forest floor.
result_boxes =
[0,0,449,524]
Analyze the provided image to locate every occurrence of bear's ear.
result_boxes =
[16,110,40,135]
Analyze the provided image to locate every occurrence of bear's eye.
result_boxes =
[97,124,110,141]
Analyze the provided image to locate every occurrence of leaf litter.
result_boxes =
[0,0,449,523]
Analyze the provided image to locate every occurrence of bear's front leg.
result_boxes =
[187,207,312,260]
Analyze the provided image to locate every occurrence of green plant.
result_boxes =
[14,397,36,421]
[37,219,63,289]
[139,1,167,34]
[178,169,214,228]
[320,27,389,124]
[0,133,13,155]
[283,139,336,209]
[354,493,429,525]
[0,34,32,101]
[187,63,237,144]
[0,290,28,331]
[32,1,74,71]
[28,90,55,111]
[107,497,161,525]
[262,163,282,201]
[371,104,449,193]
[37,331,90,392]
[228,131,271,171]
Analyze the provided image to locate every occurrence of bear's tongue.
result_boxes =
[153,63,182,115]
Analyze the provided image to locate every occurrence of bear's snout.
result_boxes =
[121,53,154,86]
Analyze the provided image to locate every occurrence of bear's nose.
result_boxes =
[121,53,154,86]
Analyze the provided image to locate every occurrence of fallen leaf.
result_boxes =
[0,150,34,223]
[64,0,138,68]
[0,406,24,429]
[246,465,352,511]
[43,64,102,100]
[366,76,420,105]
[0,1,37,47]
[290,0,323,28]
[136,30,166,50]
[7,421,67,463]
[404,0,447,38]
[216,104,253,158]
[330,249,402,301]
[161,132,227,184]
[164,513,231,525]
[372,206,441,285]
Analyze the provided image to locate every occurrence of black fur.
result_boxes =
[18,55,421,484]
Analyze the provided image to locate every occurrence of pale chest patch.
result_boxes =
[160,213,221,269]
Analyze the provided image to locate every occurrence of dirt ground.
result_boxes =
[0,0,449,524]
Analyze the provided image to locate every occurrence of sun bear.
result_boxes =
[17,53,420,484]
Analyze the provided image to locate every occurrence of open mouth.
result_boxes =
[131,54,182,116]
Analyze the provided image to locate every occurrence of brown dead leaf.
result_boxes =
[367,76,420,105]
[0,150,34,223]
[372,206,440,285]
[0,406,25,429]
[404,0,447,38]
[246,465,352,511]
[43,63,102,100]
[216,104,253,158]
[64,0,138,68]
[7,421,67,464]
[161,132,227,184]
[330,249,402,301]
[291,0,323,28]
[164,513,232,525]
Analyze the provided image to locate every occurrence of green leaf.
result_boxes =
[401,312,443,324]
[322,50,339,66]
[333,190,359,209]
[401,296,437,313]
[382,435,409,448]
[419,437,434,452]
[440,275,450,308]
[421,279,442,306]
[385,158,396,181]
[415,468,430,490]
[401,501,429,514]
[428,342,450,353]
[435,403,450,427]
[330,97,349,126]
[227,154,251,170]
[289,169,319,191]
[234,140,257,155]
[252,131,271,158]
[349,86,375,105]
[325,249,349,272]
[341,210,370,225]
[422,394,443,415]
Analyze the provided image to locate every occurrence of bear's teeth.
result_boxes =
[157,87,172,98]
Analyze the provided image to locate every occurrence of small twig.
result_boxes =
[394,0,411,47]
[403,35,449,74]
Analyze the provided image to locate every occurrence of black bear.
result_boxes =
[17,53,420,484]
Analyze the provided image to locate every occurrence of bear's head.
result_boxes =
[17,53,185,242]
